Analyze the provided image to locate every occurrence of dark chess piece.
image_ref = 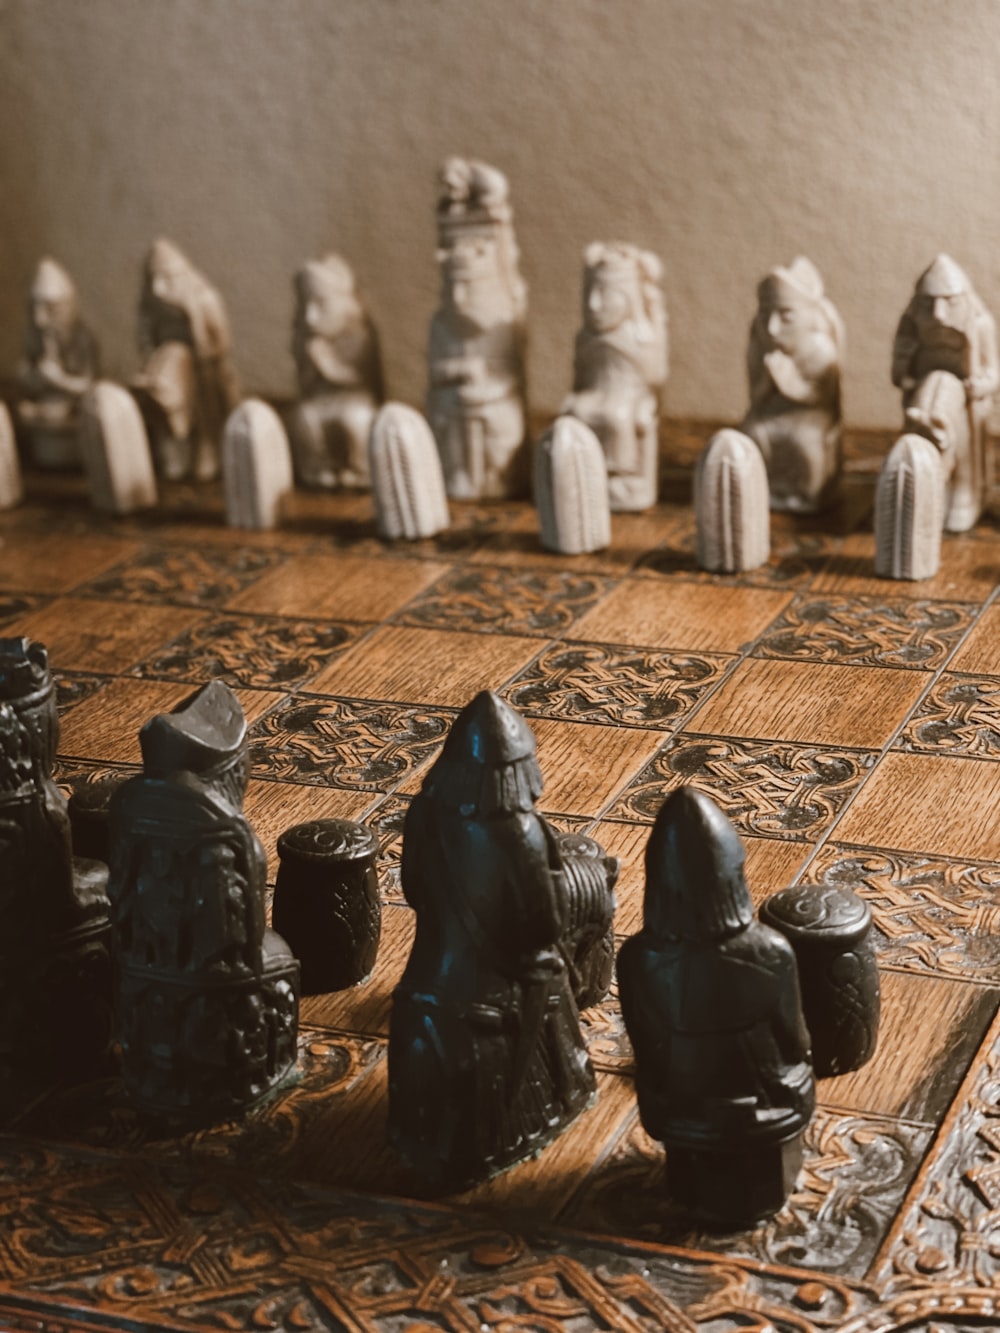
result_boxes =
[618,786,815,1229]
[272,819,381,994]
[557,831,619,1009]
[68,773,126,864]
[0,638,113,1076]
[388,691,596,1191]
[760,883,880,1078]
[107,681,299,1122]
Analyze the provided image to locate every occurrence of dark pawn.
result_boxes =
[760,883,879,1078]
[388,691,595,1192]
[273,818,381,994]
[557,832,619,1009]
[0,638,113,1077]
[618,787,814,1229]
[68,773,126,864]
[108,681,299,1122]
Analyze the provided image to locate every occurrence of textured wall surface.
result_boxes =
[0,0,997,427]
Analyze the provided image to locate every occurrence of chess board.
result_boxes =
[2,420,1000,1333]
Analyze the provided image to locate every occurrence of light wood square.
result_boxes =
[308,625,540,707]
[14,598,207,673]
[813,532,998,602]
[686,658,928,749]
[227,553,451,621]
[572,580,792,653]
[246,780,377,870]
[532,717,661,818]
[818,971,997,1123]
[949,601,1000,676]
[0,532,141,593]
[833,751,1000,860]
[59,679,284,765]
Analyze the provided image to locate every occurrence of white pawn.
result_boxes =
[695,428,769,573]
[0,404,23,510]
[535,416,611,555]
[222,399,294,531]
[369,403,450,540]
[79,381,157,515]
[875,433,943,580]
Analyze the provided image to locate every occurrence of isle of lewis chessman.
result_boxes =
[388,692,598,1191]
[107,681,299,1122]
[132,239,241,482]
[618,787,814,1228]
[427,158,529,500]
[15,258,100,470]
[890,253,998,532]
[287,254,384,490]
[742,257,845,513]
[563,242,668,511]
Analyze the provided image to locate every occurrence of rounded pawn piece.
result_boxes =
[534,415,611,555]
[273,819,381,994]
[874,433,944,580]
[760,882,880,1078]
[695,428,769,573]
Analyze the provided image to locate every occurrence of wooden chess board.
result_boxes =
[2,421,1000,1333]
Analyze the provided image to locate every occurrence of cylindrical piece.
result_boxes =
[273,819,381,994]
[68,774,126,864]
[760,883,880,1078]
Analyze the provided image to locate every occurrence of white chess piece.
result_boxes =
[369,403,450,540]
[534,415,611,554]
[222,399,294,530]
[875,433,944,580]
[695,428,770,573]
[79,382,157,515]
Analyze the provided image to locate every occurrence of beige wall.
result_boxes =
[1,0,997,428]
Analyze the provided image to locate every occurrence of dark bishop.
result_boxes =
[0,637,112,1074]
[108,681,299,1121]
[618,787,814,1227]
[388,691,597,1191]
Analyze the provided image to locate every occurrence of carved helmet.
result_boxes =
[139,680,247,779]
[643,786,753,943]
[916,253,969,299]
[31,257,77,305]
[423,690,543,816]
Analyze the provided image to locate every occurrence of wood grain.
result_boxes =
[949,599,1000,676]
[833,751,1000,860]
[14,597,206,673]
[309,624,540,706]
[532,716,661,817]
[0,531,140,593]
[686,657,928,749]
[227,552,451,621]
[572,579,793,652]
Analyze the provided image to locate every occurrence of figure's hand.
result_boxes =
[521,947,565,982]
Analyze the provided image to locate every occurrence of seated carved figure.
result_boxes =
[108,681,299,1121]
[563,242,668,512]
[742,257,845,513]
[427,158,528,500]
[288,255,384,489]
[890,253,998,532]
[132,239,241,482]
[16,259,99,469]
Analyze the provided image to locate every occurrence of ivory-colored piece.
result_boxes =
[0,404,24,510]
[891,254,998,532]
[288,254,384,491]
[742,257,845,513]
[369,403,450,541]
[563,243,668,512]
[79,381,157,515]
[427,158,529,500]
[695,428,770,573]
[874,433,944,581]
[222,399,294,531]
[16,258,99,470]
[132,239,241,483]
[534,415,611,554]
